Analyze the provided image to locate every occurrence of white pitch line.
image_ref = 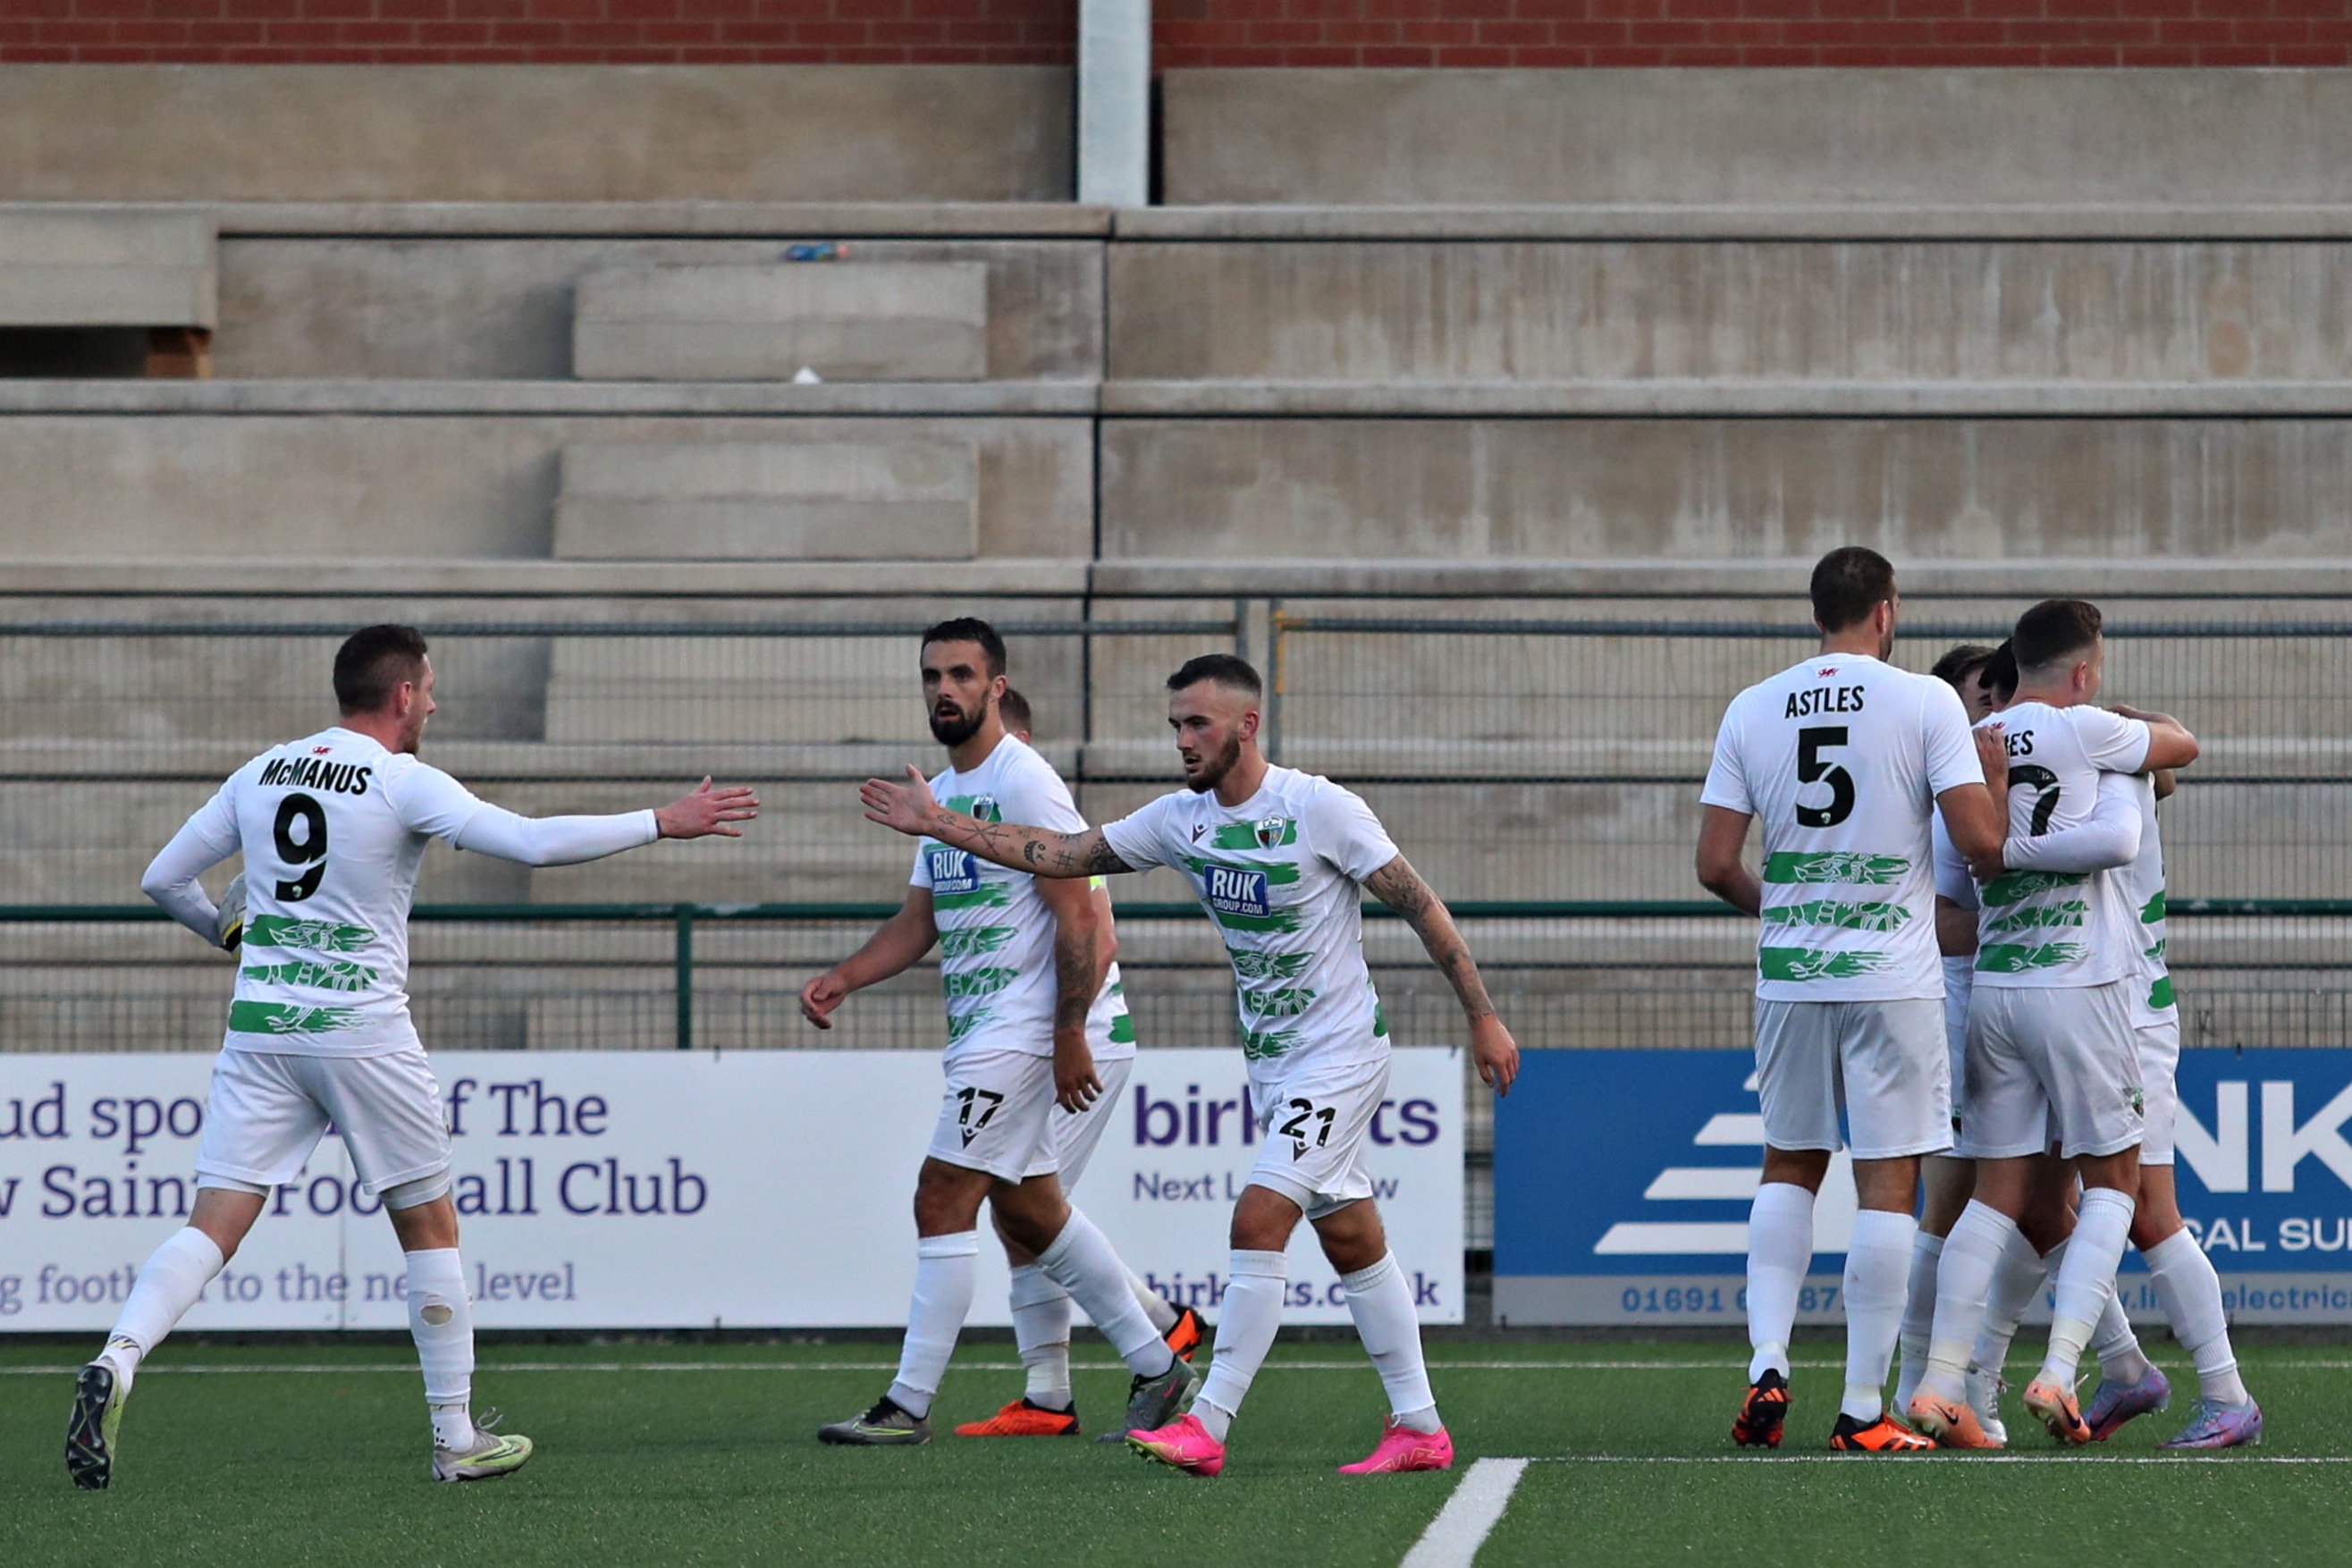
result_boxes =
[0,1358,1836,1377]
[1536,1454,2344,1466]
[1400,1458,1530,1568]
[7,1356,2352,1378]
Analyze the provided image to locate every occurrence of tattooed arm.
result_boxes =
[860,765,1133,879]
[1038,873,1115,1112]
[1363,854,1520,1097]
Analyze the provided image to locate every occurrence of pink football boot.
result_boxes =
[1338,1417,1455,1474]
[1126,1413,1227,1478]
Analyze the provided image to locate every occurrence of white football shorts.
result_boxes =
[195,1045,452,1199]
[1052,1056,1132,1192]
[1244,1054,1391,1220]
[927,1049,1063,1184]
[1753,998,1951,1161]
[1961,981,2145,1161]
[2136,1016,2182,1168]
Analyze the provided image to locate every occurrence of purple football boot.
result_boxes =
[2086,1362,2171,1441]
[2158,1398,2264,1451]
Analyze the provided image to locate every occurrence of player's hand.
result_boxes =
[799,971,849,1029]
[1053,1033,1103,1114]
[1974,727,2009,799]
[1471,1013,1519,1099]
[860,765,940,838]
[657,778,761,839]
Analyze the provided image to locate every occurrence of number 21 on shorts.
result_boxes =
[1277,1097,1335,1159]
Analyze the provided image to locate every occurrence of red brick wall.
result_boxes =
[1155,0,2352,69]
[3,0,2343,67]
[0,0,1078,64]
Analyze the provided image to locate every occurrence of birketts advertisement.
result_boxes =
[0,1047,1463,1331]
[1495,1048,2352,1327]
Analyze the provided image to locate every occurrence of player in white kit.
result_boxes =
[859,653,1519,1478]
[66,625,759,1489]
[1698,547,2008,1453]
[1998,743,2263,1448]
[1907,600,2200,1447]
[803,621,1201,1446]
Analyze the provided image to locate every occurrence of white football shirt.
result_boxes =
[169,727,497,1058]
[1100,765,1399,1091]
[1972,702,2152,990]
[911,736,1133,1065]
[2112,773,2175,1026]
[1931,813,1979,1016]
[1701,653,1984,1002]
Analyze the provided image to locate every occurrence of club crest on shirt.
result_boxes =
[927,846,982,896]
[970,797,1001,823]
[1254,814,1288,848]
[1204,865,1271,920]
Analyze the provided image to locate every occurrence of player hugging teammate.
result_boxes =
[1701,550,2260,1454]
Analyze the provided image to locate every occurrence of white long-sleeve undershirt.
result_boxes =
[1998,770,2143,875]
[452,805,660,868]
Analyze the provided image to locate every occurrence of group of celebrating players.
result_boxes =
[1703,547,2259,1454]
[63,544,2249,1493]
[67,615,1518,1488]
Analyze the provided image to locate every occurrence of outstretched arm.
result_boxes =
[455,778,758,867]
[800,889,939,1030]
[1363,855,1519,1097]
[861,766,1132,879]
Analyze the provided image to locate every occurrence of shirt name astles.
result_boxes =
[1783,685,1867,720]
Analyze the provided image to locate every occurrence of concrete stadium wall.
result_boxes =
[216,237,1101,381]
[0,414,1092,560]
[0,66,1073,201]
[1160,68,2352,205]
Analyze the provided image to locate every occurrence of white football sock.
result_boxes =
[1007,1263,1075,1410]
[405,1247,476,1448]
[887,1230,978,1420]
[2145,1228,2249,1406]
[1744,1182,1814,1383]
[1193,1249,1287,1442]
[1036,1210,1174,1379]
[2091,1280,2152,1385]
[1132,1271,1180,1335]
[1922,1201,2018,1404]
[100,1227,224,1394]
[2041,1188,2136,1388]
[1970,1227,2052,1382]
[1841,1209,1916,1423]
[1893,1229,1944,1414]
[1342,1252,1441,1434]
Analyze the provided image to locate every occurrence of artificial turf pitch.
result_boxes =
[3,1338,2347,1567]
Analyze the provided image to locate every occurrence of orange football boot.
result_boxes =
[1829,1411,1936,1453]
[954,1398,1081,1437]
[1907,1388,2002,1449]
[1732,1370,1791,1448]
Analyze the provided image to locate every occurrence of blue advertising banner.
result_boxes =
[1495,1048,2352,1326]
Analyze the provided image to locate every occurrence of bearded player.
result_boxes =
[805,620,1201,1446]
[861,653,1517,1478]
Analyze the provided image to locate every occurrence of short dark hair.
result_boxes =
[1809,546,1898,633]
[1167,653,1262,698]
[997,686,1033,735]
[1982,640,2019,702]
[1930,643,1998,691]
[2012,599,2103,674]
[333,624,428,715]
[919,617,1007,679]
